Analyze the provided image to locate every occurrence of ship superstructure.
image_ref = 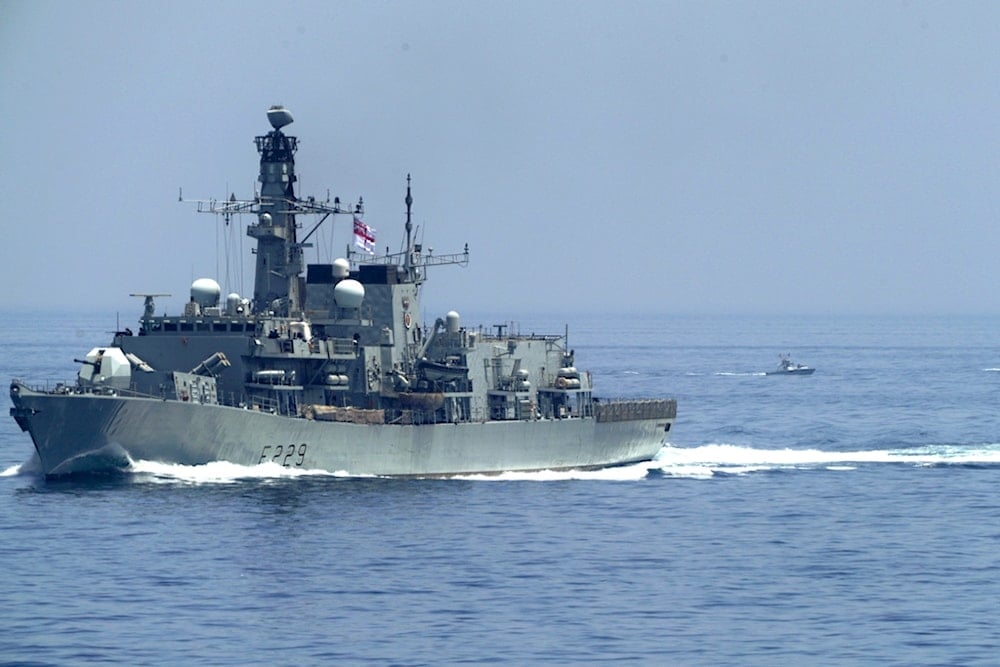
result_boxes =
[10,107,675,476]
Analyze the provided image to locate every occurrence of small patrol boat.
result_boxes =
[767,355,815,376]
[10,106,676,477]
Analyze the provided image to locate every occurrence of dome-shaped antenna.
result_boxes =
[267,105,294,130]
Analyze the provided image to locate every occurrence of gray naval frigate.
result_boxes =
[10,106,676,477]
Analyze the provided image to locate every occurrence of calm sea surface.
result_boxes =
[2,311,999,665]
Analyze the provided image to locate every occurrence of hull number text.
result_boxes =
[259,443,308,467]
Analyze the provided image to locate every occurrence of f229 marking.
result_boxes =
[258,443,308,467]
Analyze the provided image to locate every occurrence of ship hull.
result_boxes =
[10,384,670,477]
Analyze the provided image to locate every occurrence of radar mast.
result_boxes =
[248,105,302,315]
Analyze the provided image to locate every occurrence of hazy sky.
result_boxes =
[3,1,999,318]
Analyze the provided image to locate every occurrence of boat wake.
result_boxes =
[126,458,361,484]
[1,453,42,477]
[651,442,1000,478]
[0,455,357,483]
[127,442,1000,482]
[7,442,1000,484]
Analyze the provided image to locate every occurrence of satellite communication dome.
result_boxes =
[191,278,221,308]
[332,258,350,279]
[333,279,365,309]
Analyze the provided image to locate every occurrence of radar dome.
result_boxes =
[446,310,461,333]
[191,278,221,308]
[332,258,350,279]
[267,106,294,130]
[333,279,365,309]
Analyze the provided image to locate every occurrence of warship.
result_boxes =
[10,106,676,477]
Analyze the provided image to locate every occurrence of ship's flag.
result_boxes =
[353,216,376,254]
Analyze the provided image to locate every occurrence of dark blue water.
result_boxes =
[3,312,1000,665]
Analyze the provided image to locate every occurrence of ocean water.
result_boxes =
[2,311,1000,665]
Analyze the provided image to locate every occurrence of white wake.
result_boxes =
[6,442,1000,484]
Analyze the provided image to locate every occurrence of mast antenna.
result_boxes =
[405,174,414,273]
